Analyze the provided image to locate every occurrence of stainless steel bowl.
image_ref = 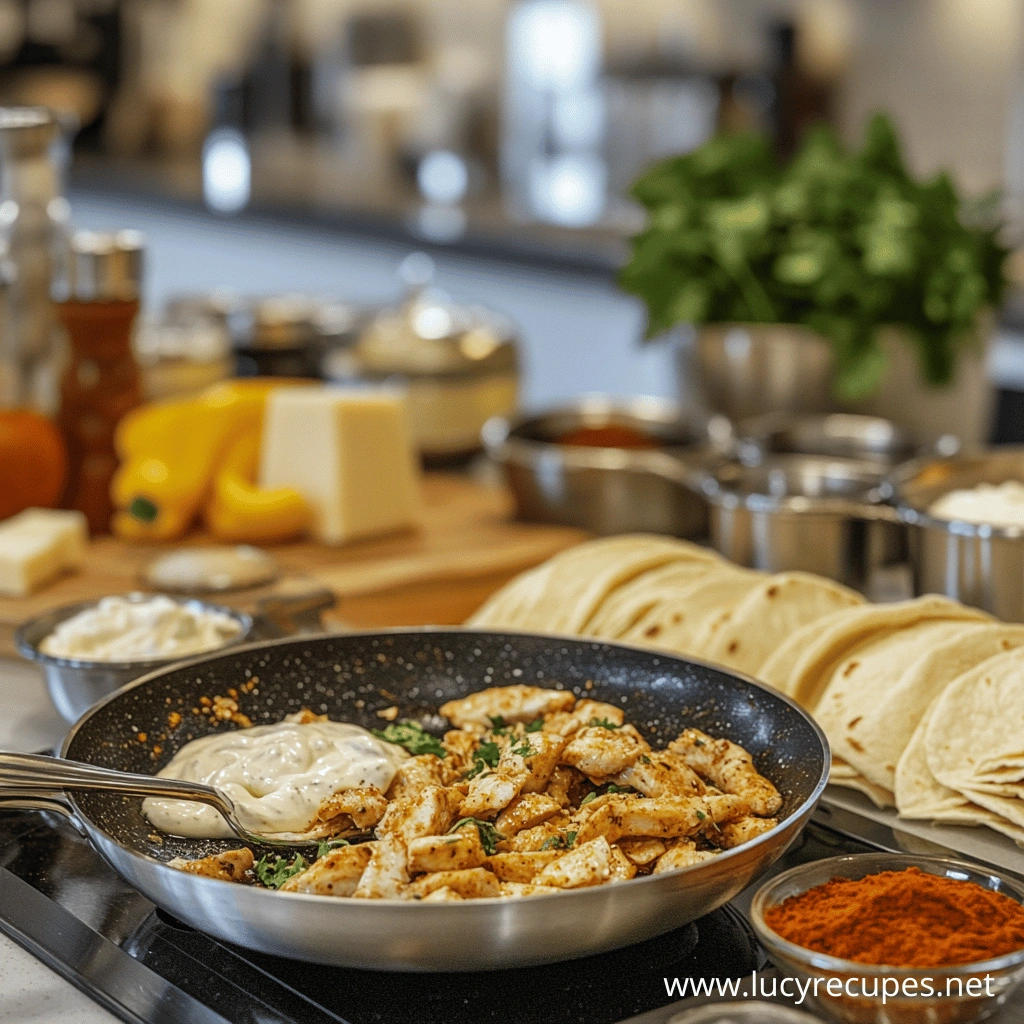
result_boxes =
[892,447,1024,621]
[16,594,254,722]
[483,396,732,538]
[691,455,904,591]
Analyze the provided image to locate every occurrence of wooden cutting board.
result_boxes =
[0,474,588,658]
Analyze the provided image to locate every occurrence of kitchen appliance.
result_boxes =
[3,802,1022,1023]
[484,397,731,538]
[0,629,828,970]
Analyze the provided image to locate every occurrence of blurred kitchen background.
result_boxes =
[5,0,1024,432]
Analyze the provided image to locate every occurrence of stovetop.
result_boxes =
[0,803,1020,1024]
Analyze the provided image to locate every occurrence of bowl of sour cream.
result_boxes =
[17,593,253,722]
[891,447,1024,622]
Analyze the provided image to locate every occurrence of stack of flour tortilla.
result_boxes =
[469,534,1024,845]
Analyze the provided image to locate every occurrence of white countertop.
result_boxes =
[0,657,119,1024]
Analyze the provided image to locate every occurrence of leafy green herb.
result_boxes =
[695,810,706,821]
[566,830,578,848]
[541,830,578,852]
[448,817,504,856]
[694,739,705,748]
[580,791,598,807]
[525,717,545,733]
[316,837,350,859]
[372,721,446,758]
[589,718,621,730]
[255,853,308,889]
[510,741,537,758]
[640,755,652,764]
[488,714,511,737]
[464,740,500,779]
[606,784,627,794]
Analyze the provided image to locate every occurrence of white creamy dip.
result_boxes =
[39,595,243,662]
[143,721,408,838]
[929,481,1024,528]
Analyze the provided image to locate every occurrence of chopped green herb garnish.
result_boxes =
[605,784,624,794]
[255,853,308,889]
[464,740,500,779]
[540,830,578,851]
[566,830,578,847]
[448,817,504,856]
[695,810,706,821]
[580,791,598,807]
[372,721,446,758]
[488,714,512,736]
[525,717,545,733]
[693,738,705,747]
[510,741,536,758]
[316,837,350,859]
[589,717,620,730]
[640,754,651,764]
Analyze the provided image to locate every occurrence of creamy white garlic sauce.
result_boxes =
[143,721,408,839]
[929,481,1024,528]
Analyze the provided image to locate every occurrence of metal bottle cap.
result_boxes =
[67,229,145,301]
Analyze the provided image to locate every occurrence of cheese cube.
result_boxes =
[259,388,421,544]
[0,508,88,597]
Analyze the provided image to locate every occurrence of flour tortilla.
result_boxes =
[467,561,555,629]
[581,557,721,639]
[830,757,894,808]
[817,623,1024,792]
[758,597,991,712]
[926,646,1024,803]
[754,608,859,687]
[621,566,767,658]
[701,572,864,676]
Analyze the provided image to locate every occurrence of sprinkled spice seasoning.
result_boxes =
[764,867,1024,968]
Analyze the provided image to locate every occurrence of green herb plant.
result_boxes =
[448,817,504,856]
[619,114,1007,398]
[372,721,446,759]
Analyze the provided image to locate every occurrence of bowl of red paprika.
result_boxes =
[750,853,1024,1024]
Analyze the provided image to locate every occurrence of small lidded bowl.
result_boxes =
[750,853,1024,1024]
[16,593,253,723]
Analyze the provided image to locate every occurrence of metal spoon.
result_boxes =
[0,751,299,849]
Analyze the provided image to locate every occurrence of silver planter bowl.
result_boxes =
[16,594,254,722]
[893,447,1024,621]
[691,455,905,591]
[483,396,732,539]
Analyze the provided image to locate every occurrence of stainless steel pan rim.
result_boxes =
[56,626,831,906]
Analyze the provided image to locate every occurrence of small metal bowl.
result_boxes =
[483,396,732,538]
[16,594,254,723]
[892,447,1024,621]
[751,853,1024,1024]
[690,455,904,590]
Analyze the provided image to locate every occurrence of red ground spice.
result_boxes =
[764,867,1024,968]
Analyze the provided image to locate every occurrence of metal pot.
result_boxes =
[483,396,732,538]
[690,455,905,591]
[892,447,1024,621]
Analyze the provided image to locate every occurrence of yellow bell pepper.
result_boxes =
[205,429,310,542]
[111,379,305,541]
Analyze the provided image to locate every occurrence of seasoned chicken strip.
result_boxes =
[353,836,409,898]
[575,794,712,844]
[498,881,562,898]
[612,752,705,799]
[561,726,647,780]
[496,818,569,852]
[170,848,253,882]
[653,840,719,874]
[556,700,626,736]
[518,733,569,794]
[608,844,637,881]
[421,886,463,902]
[387,756,446,800]
[545,765,587,808]
[376,786,462,843]
[317,786,389,829]
[484,851,560,882]
[281,844,372,895]
[442,731,478,775]
[668,729,782,816]
[615,837,666,867]
[440,685,575,730]
[536,837,612,889]
[460,743,532,817]
[495,793,562,837]
[714,816,779,849]
[407,867,501,900]
[407,830,486,874]
[702,793,751,826]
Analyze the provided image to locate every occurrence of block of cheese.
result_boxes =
[259,388,421,544]
[0,508,88,597]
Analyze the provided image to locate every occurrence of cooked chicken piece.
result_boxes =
[353,836,409,898]
[517,733,569,794]
[612,752,705,799]
[387,756,446,800]
[496,818,569,853]
[170,848,253,882]
[536,836,612,889]
[283,709,328,724]
[317,786,389,829]
[702,793,751,827]
[545,764,587,808]
[440,685,576,731]
[281,844,372,895]
[714,816,779,849]
[561,726,647,780]
[421,886,463,902]
[653,840,720,874]
[556,700,626,736]
[460,735,544,817]
[376,786,462,843]
[608,844,637,881]
[615,837,666,867]
[407,829,486,874]
[484,851,561,882]
[442,730,478,774]
[541,711,574,734]
[498,881,562,898]
[668,729,782,817]
[575,794,711,844]
[495,793,562,837]
[407,867,501,900]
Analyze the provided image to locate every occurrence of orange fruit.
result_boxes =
[0,410,68,520]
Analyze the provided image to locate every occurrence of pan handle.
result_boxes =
[0,788,88,835]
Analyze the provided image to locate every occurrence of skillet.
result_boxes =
[0,628,829,970]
